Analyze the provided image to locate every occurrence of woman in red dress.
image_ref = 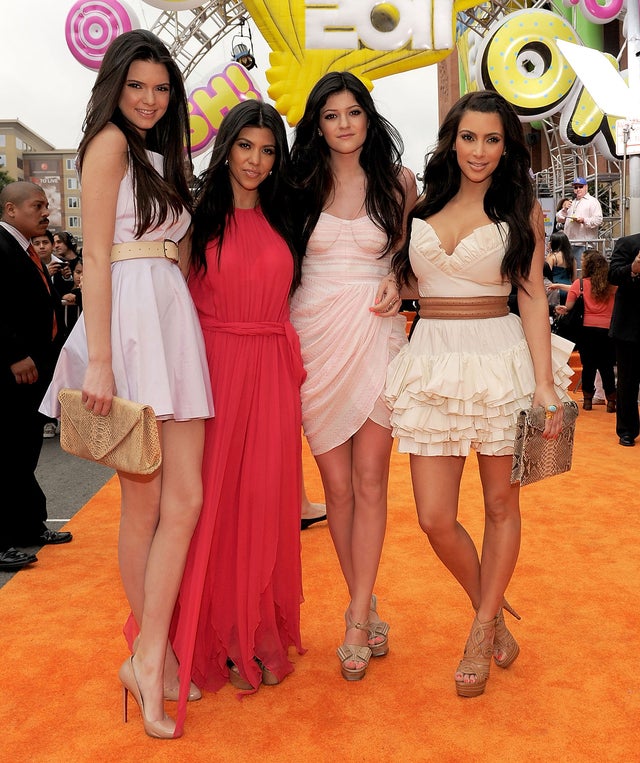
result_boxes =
[172,100,306,734]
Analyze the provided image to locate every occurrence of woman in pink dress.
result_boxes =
[39,31,214,739]
[172,100,306,734]
[289,72,417,681]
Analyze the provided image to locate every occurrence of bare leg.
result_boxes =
[301,479,326,519]
[410,453,481,607]
[476,454,521,623]
[301,435,326,521]
[315,419,392,670]
[118,419,204,723]
[410,452,521,685]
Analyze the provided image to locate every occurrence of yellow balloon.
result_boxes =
[243,0,475,125]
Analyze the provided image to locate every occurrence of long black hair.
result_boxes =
[290,71,405,261]
[190,99,300,290]
[393,91,536,288]
[77,29,192,238]
[549,231,576,275]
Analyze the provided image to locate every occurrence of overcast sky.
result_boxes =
[1,0,439,176]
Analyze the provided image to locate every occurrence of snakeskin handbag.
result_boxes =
[58,388,162,475]
[511,401,579,486]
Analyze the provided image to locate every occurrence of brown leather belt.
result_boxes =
[418,296,510,319]
[110,240,179,263]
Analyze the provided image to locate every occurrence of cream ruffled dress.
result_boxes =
[385,219,574,457]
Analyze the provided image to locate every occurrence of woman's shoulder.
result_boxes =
[93,122,128,150]
[398,165,416,188]
[80,124,128,194]
[83,123,128,166]
[399,166,418,210]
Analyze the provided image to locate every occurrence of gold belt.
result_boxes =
[110,240,179,263]
[418,296,510,319]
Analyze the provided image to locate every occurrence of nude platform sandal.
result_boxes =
[368,594,390,657]
[455,616,496,698]
[337,621,372,681]
[493,601,521,669]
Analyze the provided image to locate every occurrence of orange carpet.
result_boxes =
[2,394,637,763]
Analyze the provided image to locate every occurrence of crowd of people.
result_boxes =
[2,28,637,740]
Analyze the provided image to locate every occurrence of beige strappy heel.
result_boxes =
[455,616,496,698]
[337,620,372,681]
[493,600,521,669]
[368,594,390,657]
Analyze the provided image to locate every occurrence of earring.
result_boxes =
[224,159,228,166]
[269,170,273,176]
[317,129,322,137]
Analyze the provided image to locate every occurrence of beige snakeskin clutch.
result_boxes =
[58,388,161,475]
[511,402,579,487]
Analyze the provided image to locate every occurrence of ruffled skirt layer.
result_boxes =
[385,313,575,457]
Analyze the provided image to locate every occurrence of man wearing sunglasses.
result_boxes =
[556,177,603,270]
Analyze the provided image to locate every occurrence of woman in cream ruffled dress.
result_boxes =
[386,92,574,698]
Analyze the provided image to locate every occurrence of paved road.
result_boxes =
[1,433,113,588]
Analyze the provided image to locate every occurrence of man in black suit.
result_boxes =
[0,181,72,571]
[608,233,640,447]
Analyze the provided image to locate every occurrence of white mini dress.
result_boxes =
[40,151,214,421]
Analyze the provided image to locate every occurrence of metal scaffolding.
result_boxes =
[458,0,623,246]
[149,1,248,80]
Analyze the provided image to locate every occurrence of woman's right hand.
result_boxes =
[82,361,116,416]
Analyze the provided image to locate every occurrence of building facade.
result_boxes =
[0,120,82,244]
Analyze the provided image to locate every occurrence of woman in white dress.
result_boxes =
[40,31,213,738]
[386,91,573,697]
[290,72,416,681]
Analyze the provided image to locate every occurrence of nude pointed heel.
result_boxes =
[119,657,177,740]
[493,600,520,669]
[131,635,201,702]
[337,621,372,681]
[163,682,202,702]
[368,594,390,657]
[455,616,495,698]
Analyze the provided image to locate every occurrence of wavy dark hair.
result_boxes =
[582,249,613,301]
[290,71,405,261]
[392,91,536,288]
[190,99,300,290]
[77,29,192,238]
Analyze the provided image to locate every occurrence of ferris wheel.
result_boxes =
[147,1,249,79]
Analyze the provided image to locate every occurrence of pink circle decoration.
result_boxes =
[65,0,139,71]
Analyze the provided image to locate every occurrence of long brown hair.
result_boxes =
[77,30,192,237]
[392,91,536,288]
[582,250,614,302]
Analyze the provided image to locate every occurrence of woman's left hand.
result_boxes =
[370,274,402,316]
[532,383,564,439]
